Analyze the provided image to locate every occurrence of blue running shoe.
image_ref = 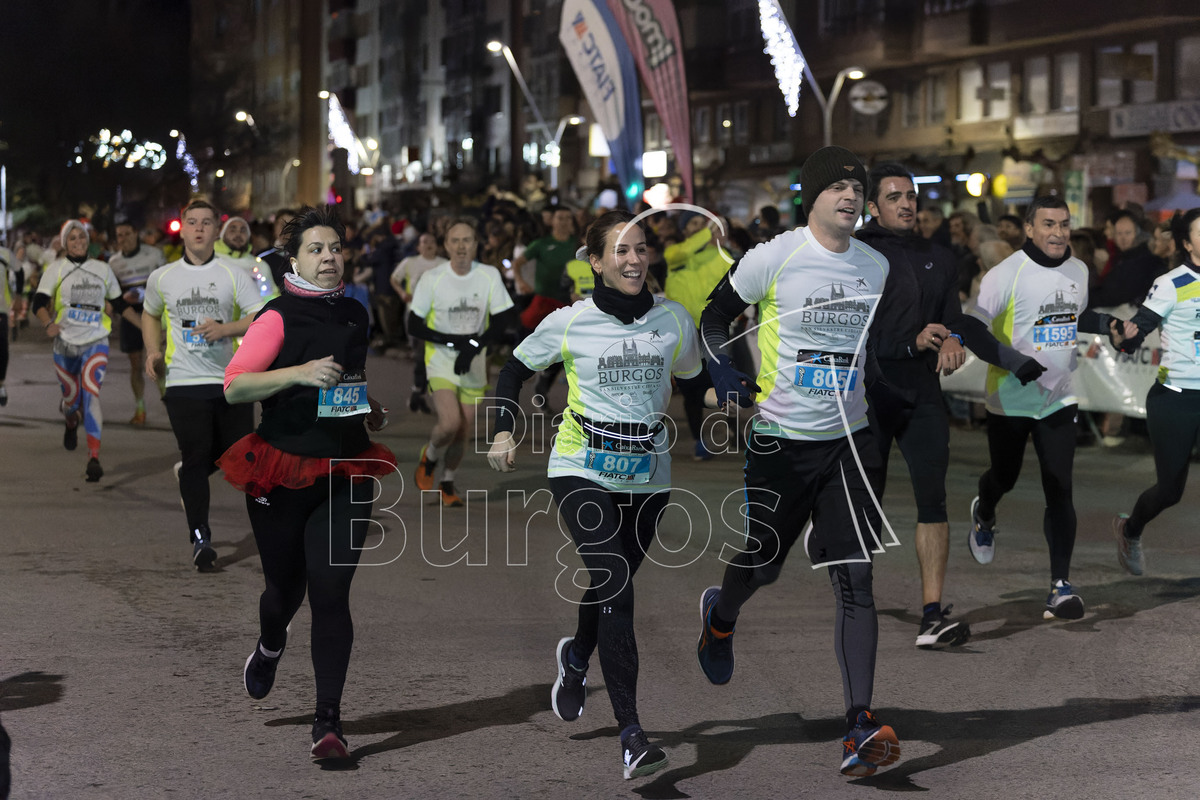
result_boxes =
[840,710,901,777]
[968,496,995,565]
[693,440,714,461]
[1043,579,1085,620]
[696,586,735,685]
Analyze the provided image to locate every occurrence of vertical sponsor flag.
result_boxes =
[606,0,692,202]
[560,0,644,201]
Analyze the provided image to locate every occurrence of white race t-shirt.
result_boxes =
[36,258,122,346]
[1143,264,1200,390]
[730,226,889,441]
[515,296,702,492]
[969,249,1090,418]
[108,244,165,292]
[393,254,446,295]
[409,261,514,388]
[143,256,265,387]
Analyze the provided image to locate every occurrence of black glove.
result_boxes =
[453,349,475,375]
[1013,357,1047,385]
[707,355,760,408]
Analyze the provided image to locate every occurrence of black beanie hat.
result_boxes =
[800,146,869,218]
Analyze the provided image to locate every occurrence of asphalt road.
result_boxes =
[2,333,1199,799]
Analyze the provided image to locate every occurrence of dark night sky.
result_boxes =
[0,0,191,187]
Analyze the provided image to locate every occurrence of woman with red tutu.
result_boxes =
[219,205,395,762]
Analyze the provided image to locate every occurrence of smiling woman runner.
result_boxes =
[218,205,396,763]
[488,210,705,780]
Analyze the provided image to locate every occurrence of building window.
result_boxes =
[985,61,1011,119]
[734,101,750,145]
[1024,56,1050,115]
[901,80,921,128]
[694,106,711,145]
[645,113,662,149]
[717,103,732,146]
[926,73,947,126]
[1180,37,1200,99]
[1131,41,1158,104]
[1054,52,1080,111]
[1095,43,1156,107]
[958,63,983,122]
[1095,45,1124,108]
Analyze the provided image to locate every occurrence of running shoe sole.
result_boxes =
[1113,514,1144,576]
[915,618,970,649]
[840,725,901,777]
[968,496,994,565]
[624,750,668,780]
[414,445,436,492]
[310,733,351,761]
[551,636,585,722]
[193,543,217,571]
[1043,595,1085,620]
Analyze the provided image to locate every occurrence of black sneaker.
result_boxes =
[85,457,103,482]
[311,707,350,761]
[244,636,286,700]
[63,413,79,451]
[915,605,970,649]
[696,586,735,685]
[551,637,587,722]
[622,728,668,780]
[191,525,217,571]
[1043,579,1085,620]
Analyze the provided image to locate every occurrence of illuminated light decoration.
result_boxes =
[168,219,182,234]
[326,95,361,174]
[88,128,168,170]
[757,0,806,117]
[175,134,200,191]
[913,175,943,185]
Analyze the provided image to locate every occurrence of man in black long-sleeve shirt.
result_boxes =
[858,163,1045,649]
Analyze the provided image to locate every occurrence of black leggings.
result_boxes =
[246,477,370,710]
[714,431,881,718]
[977,406,1077,581]
[164,394,254,533]
[1127,382,1200,538]
[549,476,668,732]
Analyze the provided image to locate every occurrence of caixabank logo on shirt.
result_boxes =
[596,334,666,408]
[1031,285,1079,351]
[176,283,222,320]
[799,281,873,347]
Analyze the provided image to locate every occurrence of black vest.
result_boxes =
[256,292,371,458]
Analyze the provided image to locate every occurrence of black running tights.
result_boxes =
[165,394,253,533]
[976,406,1077,581]
[1127,383,1200,538]
[246,477,370,710]
[549,476,668,732]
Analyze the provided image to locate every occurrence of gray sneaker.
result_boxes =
[1043,579,1085,620]
[968,496,995,565]
[1113,514,1144,576]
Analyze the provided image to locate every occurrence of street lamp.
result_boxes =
[802,65,866,148]
[547,114,586,190]
[486,40,555,144]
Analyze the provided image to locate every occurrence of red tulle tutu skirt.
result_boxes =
[217,433,398,497]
